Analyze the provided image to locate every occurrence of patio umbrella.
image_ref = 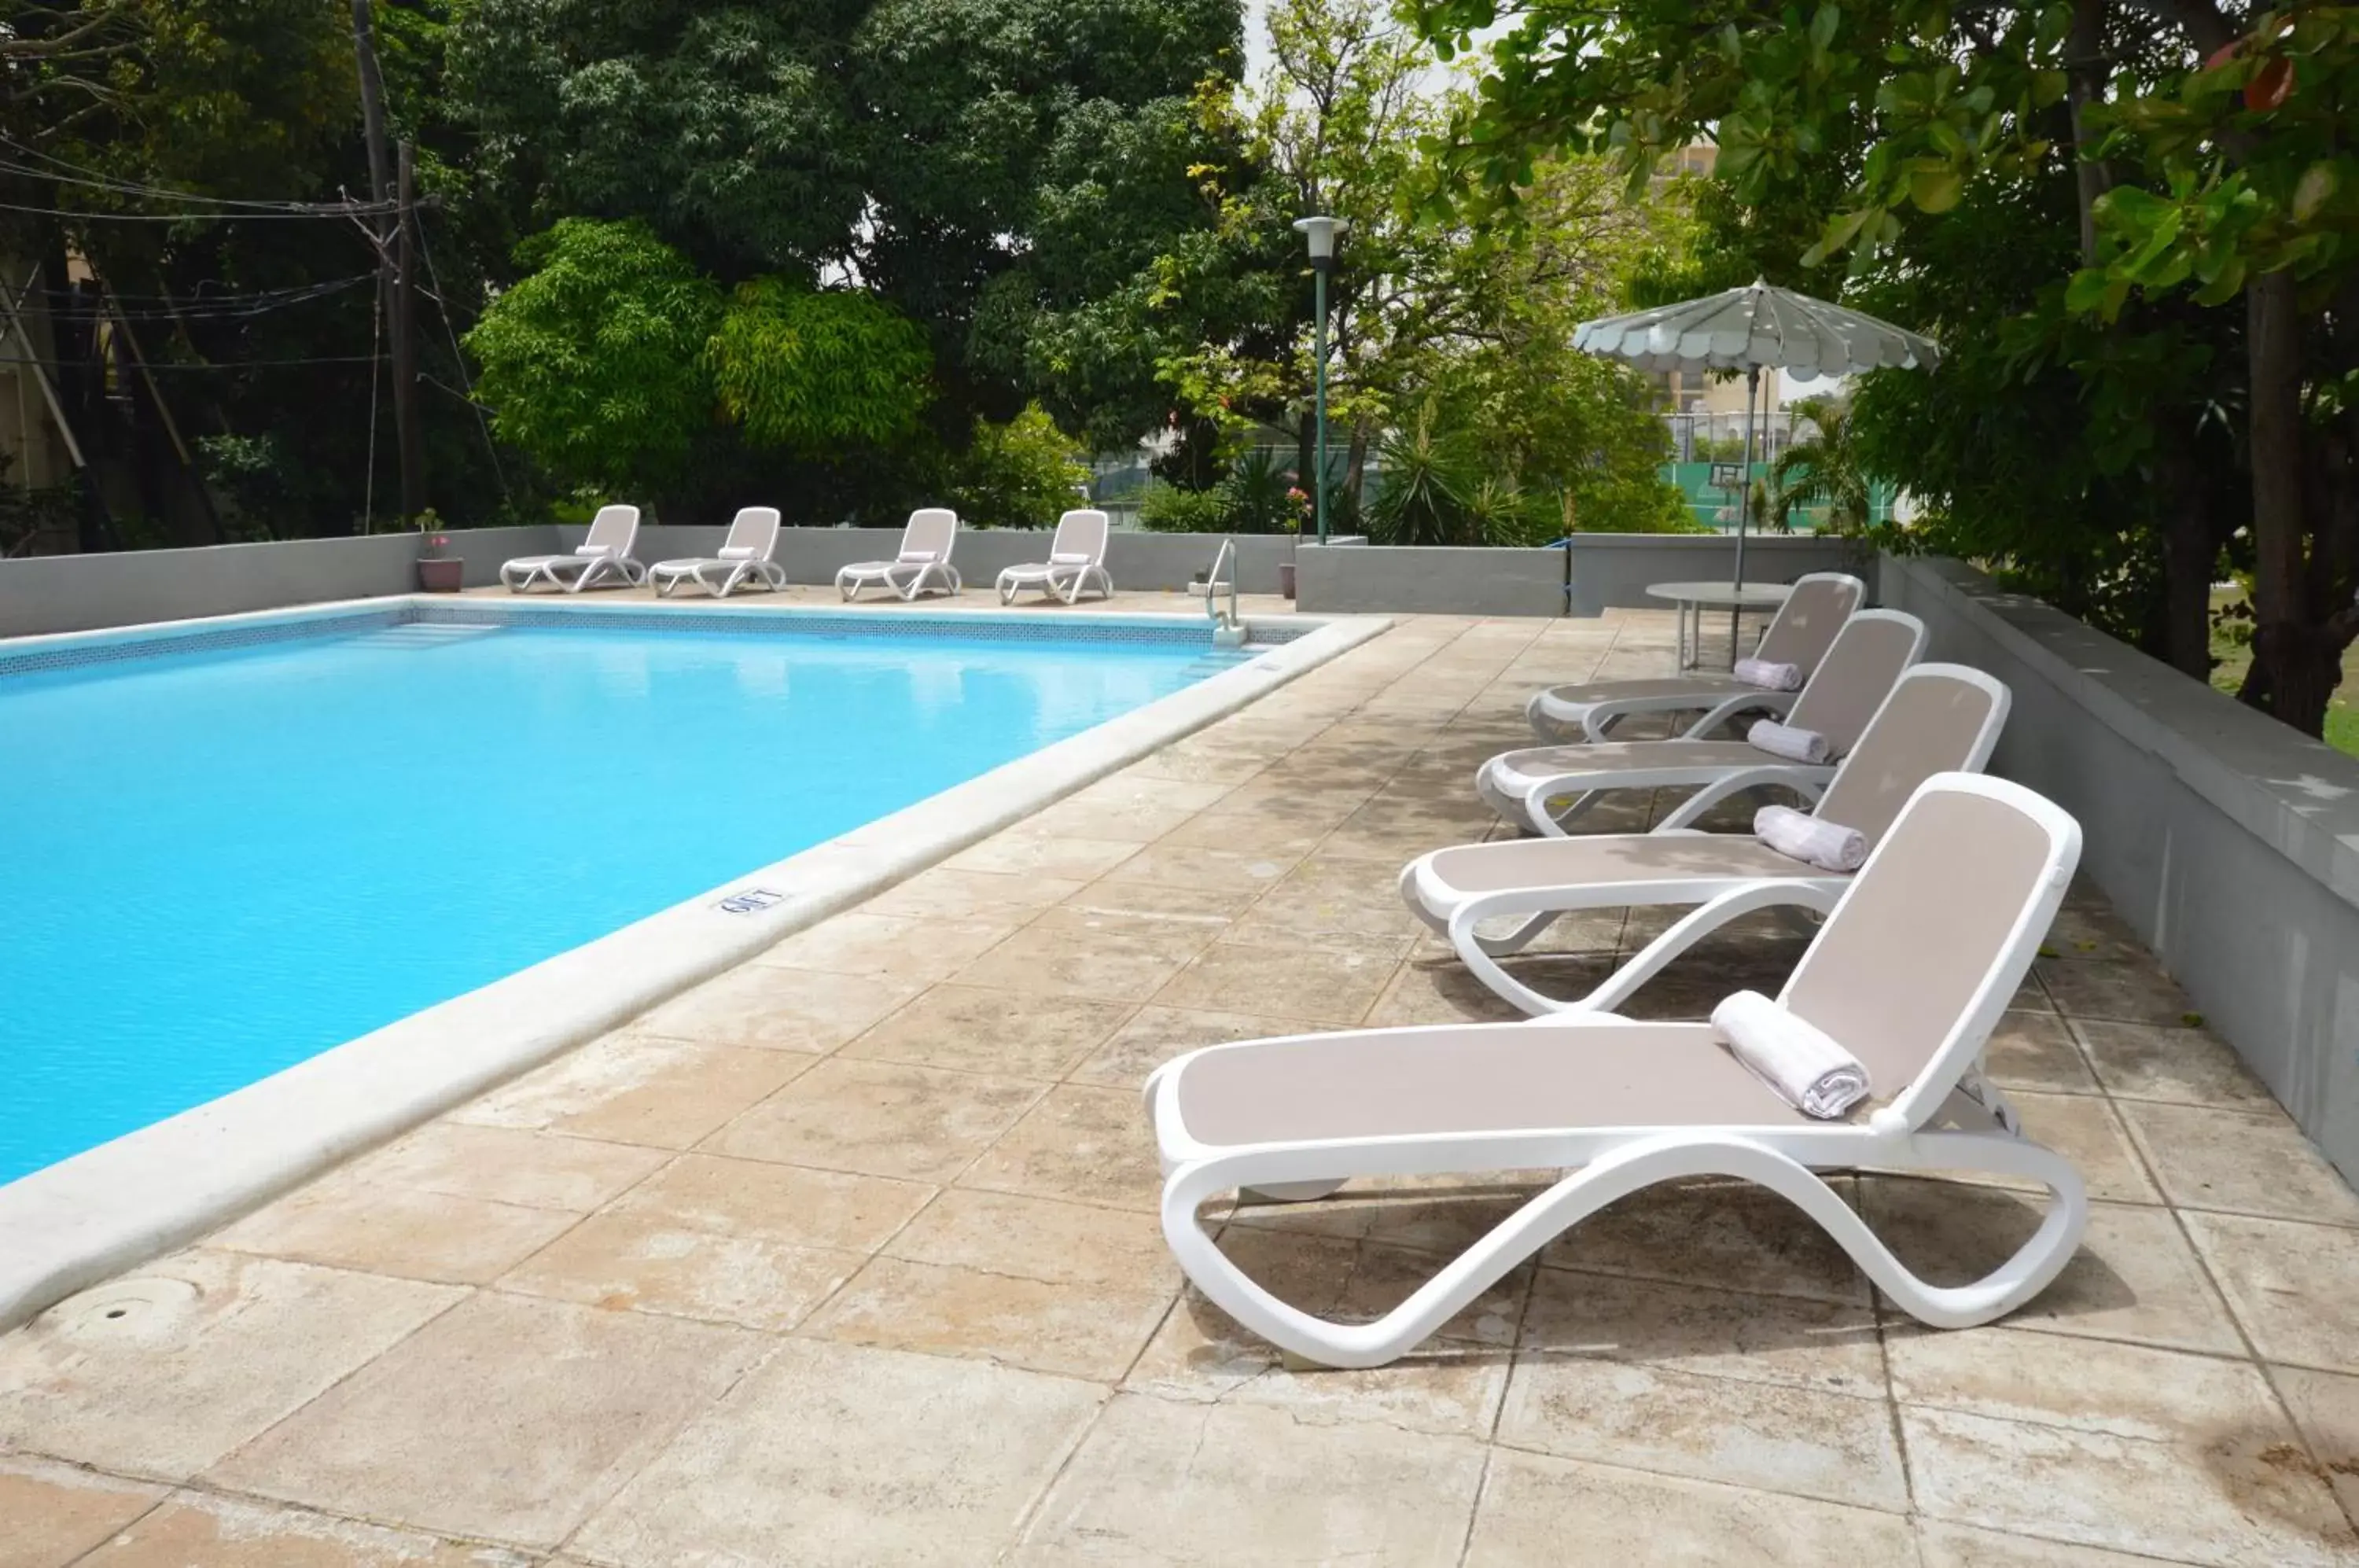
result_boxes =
[1573,280,1939,600]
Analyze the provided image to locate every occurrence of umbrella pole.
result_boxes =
[1732,363,1759,657]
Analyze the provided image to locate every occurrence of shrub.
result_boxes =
[948,403,1090,528]
[706,279,932,451]
[1138,481,1234,533]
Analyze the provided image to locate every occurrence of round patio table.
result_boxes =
[1646,580,1792,672]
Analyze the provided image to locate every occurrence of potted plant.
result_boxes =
[415,513,462,592]
[1279,486,1311,599]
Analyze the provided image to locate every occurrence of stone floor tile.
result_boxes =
[801,1255,1173,1380]
[0,1454,166,1568]
[2118,1101,2359,1225]
[1097,841,1303,896]
[207,1179,579,1286]
[946,915,1212,1003]
[1154,808,1335,857]
[451,1035,813,1148]
[2270,1365,2359,1524]
[2042,901,2155,966]
[2076,1019,2278,1111]
[1011,1393,1487,1566]
[1361,959,1537,1027]
[959,1084,1162,1211]
[2035,959,2199,1028]
[72,1493,529,1567]
[756,912,1021,983]
[572,1338,1102,1568]
[1985,1092,2161,1205]
[1058,878,1264,922]
[1120,743,1271,786]
[1226,853,1430,943]
[1543,1177,1869,1305]
[1465,1449,1918,1567]
[1065,773,1239,817]
[945,833,1143,880]
[1917,1519,2252,1566]
[206,1294,765,1550]
[860,867,1087,921]
[1016,793,1207,845]
[1901,1403,2357,1566]
[1067,1004,1300,1088]
[607,1150,931,1252]
[1518,1270,1884,1397]
[634,963,925,1051]
[1496,1353,1908,1511]
[1860,1182,2243,1354]
[1984,1012,2100,1095]
[341,1123,667,1213]
[705,1058,1045,1183]
[0,1253,461,1481]
[497,1209,863,1332]
[1888,1326,2280,1441]
[1149,937,1401,1025]
[2184,1213,2359,1373]
[883,1189,1176,1290]
[839,984,1131,1079]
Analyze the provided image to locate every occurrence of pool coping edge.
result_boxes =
[0,608,1392,1332]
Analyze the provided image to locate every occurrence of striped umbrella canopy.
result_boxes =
[1573,279,1938,606]
[1573,279,1940,376]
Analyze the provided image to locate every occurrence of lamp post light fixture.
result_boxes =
[1293,215,1347,546]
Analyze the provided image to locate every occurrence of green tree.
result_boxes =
[945,403,1088,528]
[464,219,722,491]
[707,280,933,452]
[1411,0,2359,735]
[1767,396,1875,536]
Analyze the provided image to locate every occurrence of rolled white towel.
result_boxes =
[1747,718,1831,764]
[1734,656,1803,691]
[1712,990,1871,1119]
[1755,804,1868,872]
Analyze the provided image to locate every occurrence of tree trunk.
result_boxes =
[2066,0,2114,265]
[2238,267,2339,734]
[2152,442,2215,679]
[1342,422,1369,505]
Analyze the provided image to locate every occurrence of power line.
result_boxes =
[0,137,398,216]
[0,352,381,370]
[0,196,388,223]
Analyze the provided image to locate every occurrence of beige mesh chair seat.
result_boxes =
[500,505,646,594]
[1146,773,2088,1368]
[1476,609,1927,834]
[1414,665,2010,1014]
[1528,571,1865,741]
[651,506,785,598]
[837,508,962,602]
[998,510,1113,605]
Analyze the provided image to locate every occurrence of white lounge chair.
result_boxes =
[1146,771,2087,1368]
[500,505,646,594]
[837,508,962,602]
[1528,571,1866,741]
[1476,609,1927,835]
[1410,664,2011,1015]
[998,509,1113,605]
[650,507,785,598]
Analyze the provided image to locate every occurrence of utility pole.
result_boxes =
[393,142,425,524]
[348,0,421,526]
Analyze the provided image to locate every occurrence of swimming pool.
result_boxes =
[0,605,1255,1184]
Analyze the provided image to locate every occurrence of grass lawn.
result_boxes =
[2208,588,2359,759]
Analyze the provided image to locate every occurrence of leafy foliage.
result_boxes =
[945,403,1089,528]
[464,219,722,490]
[707,281,932,451]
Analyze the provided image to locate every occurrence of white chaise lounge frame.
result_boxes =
[1413,664,2011,1016]
[500,504,646,594]
[998,509,1113,605]
[1477,609,1928,836]
[650,506,786,598]
[1527,571,1866,742]
[1145,772,2087,1369]
[837,508,962,602]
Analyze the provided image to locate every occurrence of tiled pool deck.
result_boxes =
[6,603,2358,1567]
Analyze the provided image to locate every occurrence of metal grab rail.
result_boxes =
[1201,539,1245,646]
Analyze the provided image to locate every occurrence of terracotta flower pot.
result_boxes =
[1279,561,1298,600]
[417,557,464,593]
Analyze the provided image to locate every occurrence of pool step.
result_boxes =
[354,622,506,650]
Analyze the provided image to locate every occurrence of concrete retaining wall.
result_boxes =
[0,527,554,637]
[555,525,1305,595]
[1292,534,1864,617]
[1881,554,2359,1185]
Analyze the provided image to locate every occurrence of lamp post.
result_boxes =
[1292,215,1346,546]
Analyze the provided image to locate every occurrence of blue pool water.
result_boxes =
[0,613,1236,1183]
